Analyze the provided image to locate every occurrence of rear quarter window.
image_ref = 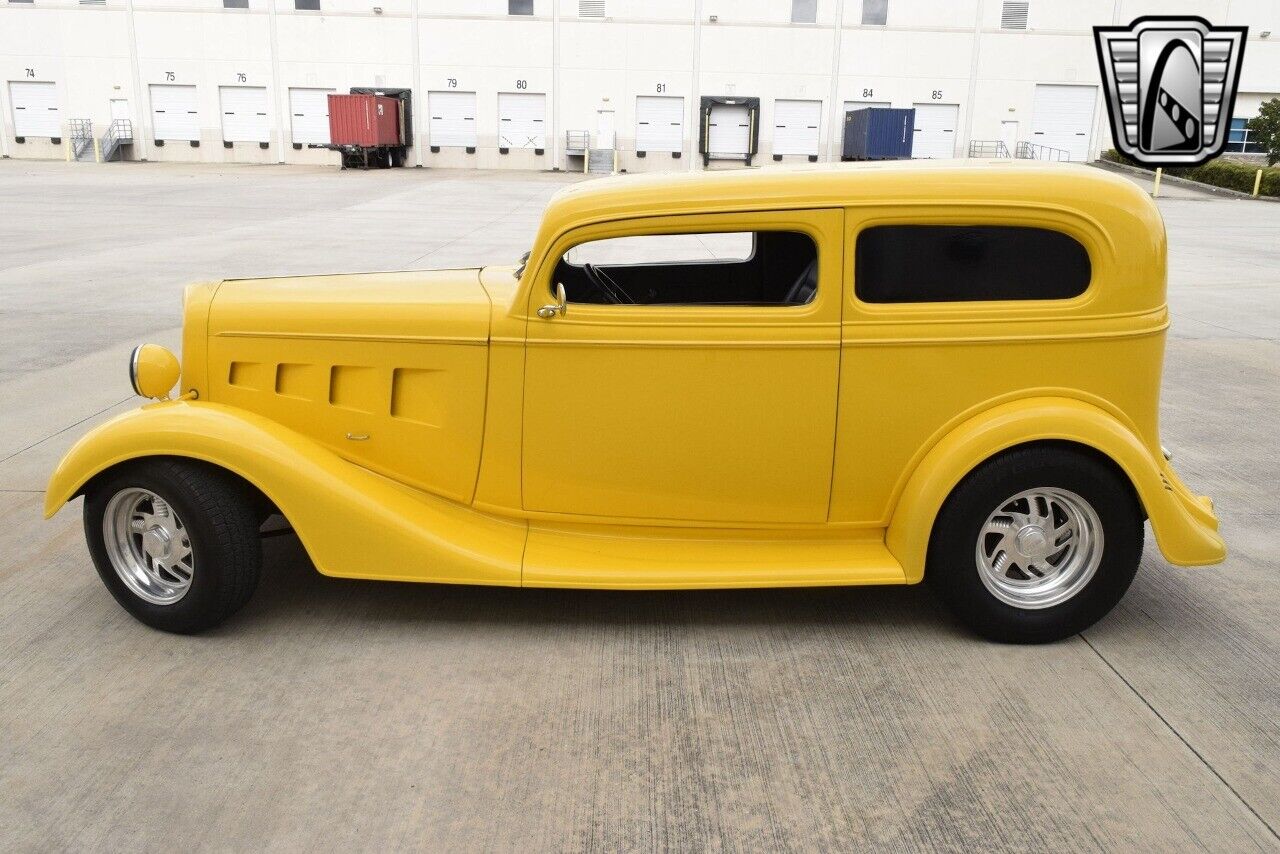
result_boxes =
[855,225,1091,304]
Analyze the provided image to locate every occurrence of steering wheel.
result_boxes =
[783,259,818,306]
[583,263,636,305]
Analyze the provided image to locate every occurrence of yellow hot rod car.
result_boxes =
[47,161,1224,642]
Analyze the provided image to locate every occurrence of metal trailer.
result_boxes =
[319,89,412,169]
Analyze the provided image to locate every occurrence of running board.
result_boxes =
[523,524,908,589]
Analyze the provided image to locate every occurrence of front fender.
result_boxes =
[886,397,1225,584]
[46,401,525,585]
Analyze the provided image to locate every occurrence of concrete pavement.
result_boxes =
[1,160,1277,851]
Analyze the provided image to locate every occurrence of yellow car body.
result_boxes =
[47,161,1225,595]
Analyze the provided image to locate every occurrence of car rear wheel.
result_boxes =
[926,445,1143,643]
[84,459,262,634]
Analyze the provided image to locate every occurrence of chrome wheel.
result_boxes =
[975,487,1103,610]
[102,487,194,605]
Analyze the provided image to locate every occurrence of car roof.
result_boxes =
[538,159,1157,232]
[525,160,1167,317]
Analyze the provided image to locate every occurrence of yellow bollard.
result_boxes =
[1254,168,1263,197]
[64,137,72,162]
[94,138,102,163]
[1152,167,1163,197]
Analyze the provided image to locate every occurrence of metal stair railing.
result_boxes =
[968,140,1011,158]
[69,119,95,161]
[565,130,589,154]
[100,119,134,162]
[1015,140,1070,161]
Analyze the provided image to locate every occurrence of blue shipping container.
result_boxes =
[842,107,915,160]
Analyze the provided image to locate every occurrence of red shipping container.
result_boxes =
[327,94,402,147]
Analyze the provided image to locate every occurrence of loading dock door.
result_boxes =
[772,99,821,156]
[289,88,334,145]
[9,81,61,138]
[149,84,200,141]
[843,100,890,114]
[911,103,959,158]
[497,92,545,149]
[635,95,683,153]
[1031,84,1097,161]
[708,104,750,158]
[429,90,477,148]
[219,86,270,143]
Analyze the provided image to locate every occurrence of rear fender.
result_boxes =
[886,397,1225,583]
[46,401,525,585]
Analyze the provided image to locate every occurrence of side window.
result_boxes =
[855,225,1090,304]
[554,230,818,307]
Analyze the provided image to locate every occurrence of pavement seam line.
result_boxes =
[0,396,132,465]
[405,188,555,267]
[1080,633,1280,843]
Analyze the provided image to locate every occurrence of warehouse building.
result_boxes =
[2,0,1278,171]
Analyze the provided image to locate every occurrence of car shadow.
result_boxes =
[222,531,966,639]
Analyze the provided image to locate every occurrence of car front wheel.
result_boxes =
[927,446,1143,643]
[84,459,262,634]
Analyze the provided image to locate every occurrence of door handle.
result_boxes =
[538,282,567,319]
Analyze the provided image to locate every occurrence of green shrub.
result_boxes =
[1245,98,1280,166]
[1101,149,1136,166]
[1100,149,1280,197]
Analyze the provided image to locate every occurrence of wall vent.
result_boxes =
[1001,1,1028,29]
[578,0,605,18]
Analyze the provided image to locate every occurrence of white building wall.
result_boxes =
[1,0,1277,169]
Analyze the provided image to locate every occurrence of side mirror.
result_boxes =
[537,283,568,319]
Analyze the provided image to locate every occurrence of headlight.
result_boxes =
[129,344,181,400]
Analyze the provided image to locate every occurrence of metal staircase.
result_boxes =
[968,139,1070,162]
[69,119,95,161]
[1014,140,1069,161]
[100,119,133,162]
[565,130,616,175]
[968,140,1011,158]
[587,148,615,175]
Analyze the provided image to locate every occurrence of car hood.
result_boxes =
[199,268,493,503]
[207,268,491,342]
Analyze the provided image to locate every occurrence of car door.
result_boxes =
[521,209,843,524]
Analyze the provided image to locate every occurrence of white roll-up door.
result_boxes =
[1030,84,1097,161]
[498,92,545,149]
[772,99,821,156]
[150,84,200,141]
[843,100,890,115]
[707,104,750,158]
[911,103,959,158]
[288,88,333,145]
[219,86,270,143]
[429,90,477,148]
[9,82,61,138]
[635,95,683,153]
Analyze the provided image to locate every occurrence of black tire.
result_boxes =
[84,459,262,634]
[926,445,1143,644]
